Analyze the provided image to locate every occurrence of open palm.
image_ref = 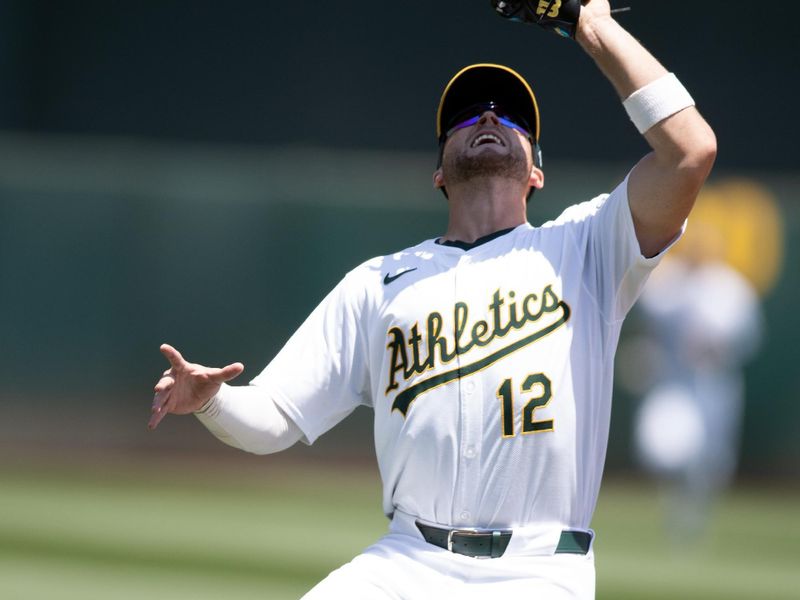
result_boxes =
[148,343,244,430]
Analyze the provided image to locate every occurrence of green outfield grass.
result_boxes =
[1,458,798,599]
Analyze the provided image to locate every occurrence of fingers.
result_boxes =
[148,405,168,430]
[160,343,186,370]
[149,367,176,430]
[150,344,243,430]
[152,344,187,428]
[207,362,245,384]
[154,368,174,390]
[148,388,172,430]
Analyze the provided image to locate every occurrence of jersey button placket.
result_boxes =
[453,254,482,526]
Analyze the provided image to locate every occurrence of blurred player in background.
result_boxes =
[633,220,763,545]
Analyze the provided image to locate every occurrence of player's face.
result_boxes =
[439,109,535,188]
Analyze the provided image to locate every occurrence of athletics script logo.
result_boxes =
[386,284,571,415]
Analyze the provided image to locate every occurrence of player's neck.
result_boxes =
[443,180,528,243]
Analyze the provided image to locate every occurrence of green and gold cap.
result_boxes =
[436,63,540,143]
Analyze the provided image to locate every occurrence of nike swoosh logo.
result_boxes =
[383,268,418,285]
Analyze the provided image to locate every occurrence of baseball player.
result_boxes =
[149,1,716,597]
[633,229,762,544]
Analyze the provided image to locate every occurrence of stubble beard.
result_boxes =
[444,144,530,188]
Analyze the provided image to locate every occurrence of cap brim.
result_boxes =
[436,63,540,142]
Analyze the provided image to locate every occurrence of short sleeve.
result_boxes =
[249,270,372,444]
[564,173,684,321]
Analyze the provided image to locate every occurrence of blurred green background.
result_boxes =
[0,1,798,598]
[1,456,799,600]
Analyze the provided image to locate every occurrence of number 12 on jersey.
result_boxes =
[497,373,554,438]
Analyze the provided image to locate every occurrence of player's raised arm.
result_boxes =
[574,0,717,257]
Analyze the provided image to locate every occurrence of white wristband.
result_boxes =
[623,73,695,134]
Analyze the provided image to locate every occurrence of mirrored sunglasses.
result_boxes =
[445,103,532,140]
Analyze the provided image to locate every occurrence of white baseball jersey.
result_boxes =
[251,174,676,532]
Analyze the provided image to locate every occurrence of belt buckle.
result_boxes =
[447,528,510,558]
[446,527,479,552]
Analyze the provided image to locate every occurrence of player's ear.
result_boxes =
[433,168,445,189]
[529,165,544,190]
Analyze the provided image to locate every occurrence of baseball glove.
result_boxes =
[491,0,582,39]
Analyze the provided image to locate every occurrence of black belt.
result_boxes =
[416,521,592,559]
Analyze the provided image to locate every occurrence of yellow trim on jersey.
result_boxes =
[391,299,570,416]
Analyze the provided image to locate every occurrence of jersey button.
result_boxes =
[460,511,471,521]
[464,446,476,459]
[464,381,475,394]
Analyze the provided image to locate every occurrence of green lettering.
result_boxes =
[427,311,454,366]
[454,302,473,355]
[522,293,540,321]
[408,323,424,375]
[385,327,409,393]
[471,320,492,346]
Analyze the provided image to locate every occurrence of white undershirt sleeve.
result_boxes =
[193,382,303,455]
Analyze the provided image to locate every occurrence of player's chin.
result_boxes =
[445,143,528,182]
[466,151,520,173]
[463,146,512,168]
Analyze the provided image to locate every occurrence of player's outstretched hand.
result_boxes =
[148,343,244,430]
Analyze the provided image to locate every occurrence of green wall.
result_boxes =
[0,134,796,475]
